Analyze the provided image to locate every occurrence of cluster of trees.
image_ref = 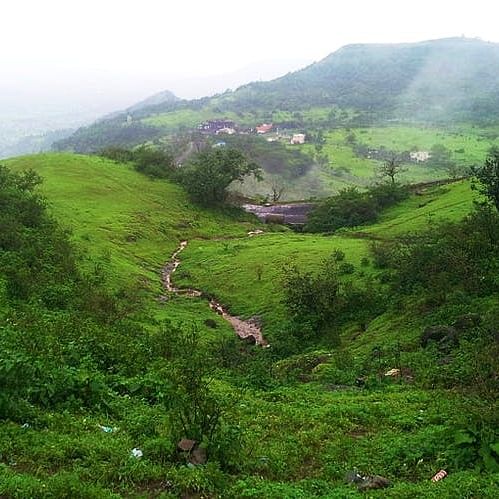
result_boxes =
[100,145,175,178]
[305,182,409,232]
[100,144,262,207]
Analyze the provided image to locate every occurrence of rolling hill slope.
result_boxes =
[1,153,497,497]
[55,37,499,155]
[6,153,258,289]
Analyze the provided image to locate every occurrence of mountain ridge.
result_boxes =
[54,37,499,153]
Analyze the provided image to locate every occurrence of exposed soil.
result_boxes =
[161,241,268,347]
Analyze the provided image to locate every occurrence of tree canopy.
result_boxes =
[473,148,499,211]
[178,147,261,205]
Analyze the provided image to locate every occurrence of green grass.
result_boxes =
[362,180,478,237]
[1,153,496,497]
[176,234,371,336]
[6,153,258,290]
[356,125,499,167]
[176,180,478,339]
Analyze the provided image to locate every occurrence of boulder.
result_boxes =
[189,447,207,465]
[177,438,196,452]
[358,475,391,490]
[420,325,458,349]
[452,313,481,331]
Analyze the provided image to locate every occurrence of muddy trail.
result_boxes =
[161,241,268,347]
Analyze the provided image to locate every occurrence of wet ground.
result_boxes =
[161,240,268,346]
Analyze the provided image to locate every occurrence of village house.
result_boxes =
[215,127,236,135]
[256,123,273,134]
[198,119,236,133]
[290,133,306,145]
[410,151,431,162]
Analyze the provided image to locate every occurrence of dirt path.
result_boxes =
[161,241,268,347]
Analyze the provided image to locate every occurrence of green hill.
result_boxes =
[55,37,499,155]
[0,153,497,498]
[5,153,257,288]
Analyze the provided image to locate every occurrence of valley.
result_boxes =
[1,151,497,497]
[1,35,499,499]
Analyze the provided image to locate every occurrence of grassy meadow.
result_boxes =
[0,153,497,498]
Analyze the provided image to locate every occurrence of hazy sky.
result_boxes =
[2,0,499,130]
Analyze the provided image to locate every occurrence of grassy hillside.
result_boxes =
[1,154,497,498]
[176,180,479,338]
[6,153,258,288]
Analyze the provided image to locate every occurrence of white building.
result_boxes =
[216,127,236,135]
[410,151,431,162]
[290,133,306,145]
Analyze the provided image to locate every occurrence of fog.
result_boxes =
[2,0,499,155]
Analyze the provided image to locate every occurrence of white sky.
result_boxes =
[2,0,499,129]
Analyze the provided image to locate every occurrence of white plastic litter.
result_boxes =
[130,448,143,459]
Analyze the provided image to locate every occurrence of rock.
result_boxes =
[358,475,391,490]
[452,313,481,331]
[355,377,366,387]
[189,447,207,465]
[345,470,364,484]
[421,325,458,349]
[177,438,196,452]
[384,368,401,377]
[204,318,218,329]
[242,335,257,345]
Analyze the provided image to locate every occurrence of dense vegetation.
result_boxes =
[1,148,497,496]
[305,183,409,232]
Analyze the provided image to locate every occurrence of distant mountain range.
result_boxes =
[55,37,499,152]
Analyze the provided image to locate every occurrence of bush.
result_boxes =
[305,184,408,233]
[99,145,175,178]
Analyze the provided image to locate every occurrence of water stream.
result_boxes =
[161,241,268,347]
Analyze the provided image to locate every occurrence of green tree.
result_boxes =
[305,187,378,232]
[179,148,261,205]
[472,148,499,211]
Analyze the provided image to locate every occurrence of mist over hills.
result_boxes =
[54,37,499,153]
[222,37,499,121]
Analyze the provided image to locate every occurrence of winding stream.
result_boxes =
[161,241,268,347]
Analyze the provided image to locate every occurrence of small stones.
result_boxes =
[177,439,207,466]
[177,438,196,452]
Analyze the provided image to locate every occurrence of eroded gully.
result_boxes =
[161,240,268,347]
